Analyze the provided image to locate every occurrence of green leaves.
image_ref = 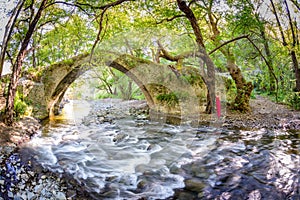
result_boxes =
[37,14,95,65]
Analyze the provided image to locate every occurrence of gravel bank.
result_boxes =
[0,117,76,200]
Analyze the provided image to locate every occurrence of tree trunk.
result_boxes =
[0,0,24,77]
[5,59,23,125]
[284,0,300,91]
[260,25,276,93]
[270,0,287,46]
[4,0,48,125]
[227,58,253,112]
[176,0,216,113]
[206,5,253,112]
[291,50,300,91]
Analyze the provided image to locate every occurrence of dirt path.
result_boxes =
[224,95,300,130]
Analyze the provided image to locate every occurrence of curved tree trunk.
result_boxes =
[227,58,253,112]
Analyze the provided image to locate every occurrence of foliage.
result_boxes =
[287,92,300,110]
[36,14,95,66]
[156,91,189,107]
[225,78,237,103]
[99,68,144,100]
[23,66,43,81]
[14,92,28,119]
[156,92,179,107]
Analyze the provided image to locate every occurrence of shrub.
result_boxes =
[14,92,28,119]
[156,92,179,107]
[287,92,300,110]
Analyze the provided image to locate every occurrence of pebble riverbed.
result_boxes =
[0,148,67,200]
[0,100,149,200]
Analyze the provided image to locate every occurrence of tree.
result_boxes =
[0,0,24,77]
[270,0,300,92]
[2,0,133,125]
[283,0,300,92]
[190,0,253,112]
[4,0,49,125]
[176,0,216,113]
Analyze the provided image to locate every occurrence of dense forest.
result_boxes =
[0,0,299,125]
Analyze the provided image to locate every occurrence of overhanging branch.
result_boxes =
[77,0,134,10]
[209,35,249,55]
[156,14,185,24]
[157,41,203,62]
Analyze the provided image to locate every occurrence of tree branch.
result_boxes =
[290,0,300,11]
[284,0,296,47]
[90,8,108,61]
[157,41,202,62]
[270,0,287,46]
[5,51,14,66]
[37,18,62,29]
[209,35,249,55]
[45,1,91,15]
[76,0,134,10]
[246,35,279,99]
[156,14,185,24]
[88,0,133,61]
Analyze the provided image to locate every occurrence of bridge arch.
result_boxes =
[26,52,207,121]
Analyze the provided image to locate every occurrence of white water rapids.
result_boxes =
[24,100,218,199]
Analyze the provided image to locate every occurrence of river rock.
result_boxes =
[174,190,197,200]
[66,189,77,198]
[113,133,128,143]
[55,191,67,200]
[284,119,300,130]
[27,191,35,200]
[184,178,205,192]
[8,191,13,198]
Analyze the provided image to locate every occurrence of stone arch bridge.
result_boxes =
[23,52,207,121]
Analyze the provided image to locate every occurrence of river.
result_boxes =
[21,99,300,199]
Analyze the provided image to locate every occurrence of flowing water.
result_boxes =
[21,100,300,199]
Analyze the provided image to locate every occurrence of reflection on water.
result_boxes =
[48,100,91,125]
[23,100,300,199]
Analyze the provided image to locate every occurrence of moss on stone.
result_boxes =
[156,92,179,107]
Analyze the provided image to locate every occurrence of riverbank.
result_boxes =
[0,117,40,148]
[3,98,297,200]
[0,97,299,199]
[0,95,299,147]
[151,95,300,131]
[225,95,300,130]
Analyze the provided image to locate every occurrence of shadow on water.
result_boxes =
[171,129,300,200]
